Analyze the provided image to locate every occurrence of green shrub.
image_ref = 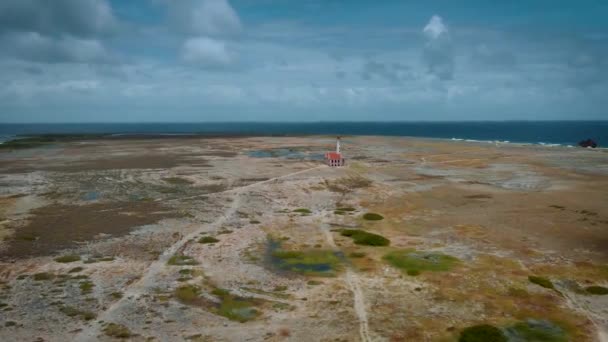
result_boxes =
[103,323,132,338]
[212,288,231,297]
[175,285,201,303]
[167,254,199,266]
[528,276,554,289]
[293,208,311,214]
[362,213,384,221]
[459,324,507,342]
[54,255,81,263]
[68,267,84,273]
[340,229,390,246]
[336,207,356,212]
[586,286,608,295]
[59,306,96,320]
[198,236,219,244]
[79,281,95,295]
[33,272,53,281]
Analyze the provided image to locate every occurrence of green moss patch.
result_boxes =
[54,254,81,263]
[383,249,459,275]
[167,254,199,266]
[340,229,390,246]
[362,213,384,221]
[504,319,567,342]
[528,276,554,289]
[585,285,608,295]
[459,324,507,342]
[198,236,219,244]
[103,323,132,338]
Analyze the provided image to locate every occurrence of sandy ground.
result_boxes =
[0,135,607,341]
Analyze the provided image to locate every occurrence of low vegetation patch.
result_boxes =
[167,254,199,266]
[585,285,608,295]
[349,252,367,258]
[110,292,123,299]
[270,248,341,276]
[54,254,81,263]
[293,208,311,214]
[383,249,459,275]
[163,177,193,185]
[362,213,384,221]
[59,306,96,321]
[198,236,219,244]
[33,272,54,281]
[79,280,95,295]
[212,288,261,323]
[103,323,132,338]
[459,324,507,342]
[528,276,554,289]
[83,256,115,264]
[68,267,84,273]
[340,229,390,246]
[175,285,202,304]
[504,319,567,342]
[325,175,372,193]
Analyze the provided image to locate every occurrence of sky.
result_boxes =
[0,0,607,123]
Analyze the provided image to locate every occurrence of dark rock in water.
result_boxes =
[578,139,598,148]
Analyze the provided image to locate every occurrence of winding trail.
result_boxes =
[320,223,371,342]
[75,165,324,341]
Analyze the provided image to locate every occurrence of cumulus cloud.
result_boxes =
[422,15,454,80]
[1,32,111,64]
[0,0,117,37]
[181,37,234,68]
[168,0,242,37]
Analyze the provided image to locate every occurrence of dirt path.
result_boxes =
[320,223,371,342]
[74,165,325,341]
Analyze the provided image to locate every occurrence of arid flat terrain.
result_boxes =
[0,136,607,341]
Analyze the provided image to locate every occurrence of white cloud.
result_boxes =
[422,15,454,80]
[423,15,448,40]
[168,0,241,37]
[180,37,234,67]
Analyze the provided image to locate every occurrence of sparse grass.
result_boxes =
[528,276,554,289]
[585,285,608,295]
[5,321,16,327]
[20,233,38,241]
[163,177,193,185]
[362,213,384,221]
[383,249,459,275]
[212,289,260,323]
[33,272,54,281]
[337,207,356,212]
[79,281,95,295]
[325,175,372,193]
[334,210,346,215]
[68,267,84,273]
[103,323,132,338]
[175,285,201,304]
[340,229,390,246]
[293,208,311,214]
[110,292,123,299]
[198,236,219,244]
[459,324,507,342]
[307,280,322,286]
[249,220,261,224]
[211,288,231,297]
[178,269,192,275]
[59,306,96,320]
[505,320,567,342]
[167,254,199,266]
[54,254,81,263]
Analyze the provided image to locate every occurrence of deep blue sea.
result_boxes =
[0,122,606,146]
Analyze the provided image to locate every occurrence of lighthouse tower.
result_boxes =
[325,137,345,167]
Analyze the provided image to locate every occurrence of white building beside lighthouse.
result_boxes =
[325,137,345,167]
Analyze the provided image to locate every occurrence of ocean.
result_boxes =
[0,121,606,147]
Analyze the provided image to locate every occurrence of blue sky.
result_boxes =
[0,0,607,122]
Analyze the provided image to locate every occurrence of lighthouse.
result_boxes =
[325,137,345,167]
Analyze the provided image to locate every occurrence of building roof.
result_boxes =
[326,152,342,159]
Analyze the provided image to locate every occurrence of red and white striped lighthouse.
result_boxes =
[325,137,345,167]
